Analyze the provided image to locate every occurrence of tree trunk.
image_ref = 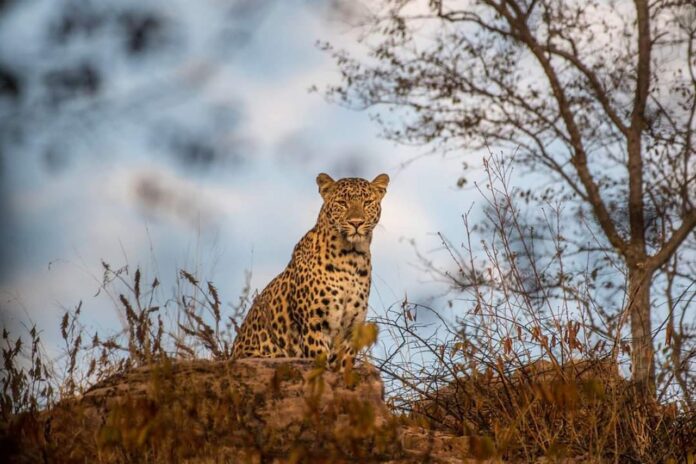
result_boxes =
[627,267,656,396]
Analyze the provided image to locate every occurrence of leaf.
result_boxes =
[180,269,198,286]
[503,337,512,355]
[119,294,136,321]
[351,322,378,350]
[134,268,141,298]
[60,312,69,340]
[207,281,220,306]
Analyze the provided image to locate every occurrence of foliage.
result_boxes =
[325,0,696,396]
[0,0,267,172]
[2,157,694,462]
[371,155,695,462]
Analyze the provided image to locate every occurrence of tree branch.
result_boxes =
[545,45,628,135]
[647,209,696,271]
[626,0,652,262]
[488,0,628,256]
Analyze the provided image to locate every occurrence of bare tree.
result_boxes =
[325,0,696,395]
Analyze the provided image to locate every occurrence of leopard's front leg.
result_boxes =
[329,339,356,371]
[298,304,332,361]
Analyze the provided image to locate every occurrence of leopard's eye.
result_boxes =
[336,200,348,208]
[364,200,375,207]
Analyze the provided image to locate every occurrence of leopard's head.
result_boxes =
[316,173,389,246]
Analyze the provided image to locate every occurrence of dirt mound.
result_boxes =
[409,357,690,461]
[2,358,472,463]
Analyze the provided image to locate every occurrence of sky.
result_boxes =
[0,0,484,353]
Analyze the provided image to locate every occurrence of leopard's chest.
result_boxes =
[317,258,371,339]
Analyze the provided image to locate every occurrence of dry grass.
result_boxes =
[2,358,408,463]
[409,356,694,462]
[2,257,693,463]
[1,157,695,462]
[371,155,696,462]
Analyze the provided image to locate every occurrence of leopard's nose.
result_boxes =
[348,218,365,229]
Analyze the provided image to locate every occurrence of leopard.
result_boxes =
[230,172,389,368]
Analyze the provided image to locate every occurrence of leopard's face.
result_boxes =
[316,174,389,245]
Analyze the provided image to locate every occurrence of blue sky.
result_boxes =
[0,0,483,352]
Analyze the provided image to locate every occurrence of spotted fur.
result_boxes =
[231,173,389,367]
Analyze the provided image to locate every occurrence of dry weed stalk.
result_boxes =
[372,154,695,462]
[0,155,694,462]
[1,262,251,421]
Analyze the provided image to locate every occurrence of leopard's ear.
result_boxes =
[371,173,389,198]
[316,173,335,199]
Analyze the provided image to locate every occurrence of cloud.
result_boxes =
[1,0,488,352]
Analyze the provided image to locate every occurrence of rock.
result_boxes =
[410,357,631,461]
[2,358,472,463]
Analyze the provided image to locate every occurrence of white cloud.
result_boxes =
[2,0,488,350]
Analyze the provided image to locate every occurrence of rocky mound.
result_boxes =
[3,358,470,463]
[410,358,657,461]
[413,358,626,434]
